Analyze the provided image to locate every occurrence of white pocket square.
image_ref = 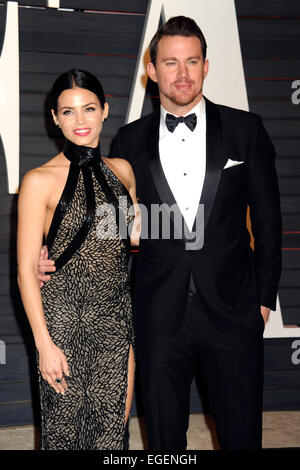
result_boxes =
[223,158,244,169]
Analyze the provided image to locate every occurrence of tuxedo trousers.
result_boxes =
[137,289,264,450]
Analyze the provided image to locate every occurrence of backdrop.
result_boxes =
[0,0,299,427]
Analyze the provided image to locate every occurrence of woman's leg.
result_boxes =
[125,344,135,425]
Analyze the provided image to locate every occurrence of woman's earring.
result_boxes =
[104,118,107,122]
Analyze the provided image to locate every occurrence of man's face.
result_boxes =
[147,35,209,114]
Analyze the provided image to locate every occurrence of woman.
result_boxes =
[17,69,138,450]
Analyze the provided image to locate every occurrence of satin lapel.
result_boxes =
[193,98,226,232]
[147,113,187,241]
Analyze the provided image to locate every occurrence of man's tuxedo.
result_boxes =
[111,97,282,449]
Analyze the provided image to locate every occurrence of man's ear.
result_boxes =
[147,62,158,83]
[203,59,209,80]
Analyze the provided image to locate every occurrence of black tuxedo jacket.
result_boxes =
[111,98,282,343]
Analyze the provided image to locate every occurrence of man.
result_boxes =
[39,16,282,449]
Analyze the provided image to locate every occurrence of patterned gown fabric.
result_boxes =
[39,141,134,450]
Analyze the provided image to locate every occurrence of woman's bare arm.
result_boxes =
[18,170,51,347]
[17,168,68,394]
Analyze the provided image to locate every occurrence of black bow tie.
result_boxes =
[165,112,197,133]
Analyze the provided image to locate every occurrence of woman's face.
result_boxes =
[51,87,108,148]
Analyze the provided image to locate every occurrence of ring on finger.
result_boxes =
[54,377,63,384]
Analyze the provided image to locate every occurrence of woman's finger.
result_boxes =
[61,377,68,392]
[50,372,67,395]
[44,374,62,394]
[62,358,70,378]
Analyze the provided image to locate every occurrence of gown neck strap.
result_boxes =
[63,140,101,167]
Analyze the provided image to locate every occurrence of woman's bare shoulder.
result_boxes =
[21,153,68,191]
[102,157,134,188]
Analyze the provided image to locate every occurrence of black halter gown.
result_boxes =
[39,141,134,450]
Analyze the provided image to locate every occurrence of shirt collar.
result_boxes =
[160,96,206,136]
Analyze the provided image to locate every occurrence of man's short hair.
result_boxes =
[150,16,207,66]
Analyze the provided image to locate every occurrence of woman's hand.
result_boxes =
[38,342,69,394]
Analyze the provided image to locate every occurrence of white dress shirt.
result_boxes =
[159,98,206,231]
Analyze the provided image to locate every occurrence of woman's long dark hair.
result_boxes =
[51,69,106,113]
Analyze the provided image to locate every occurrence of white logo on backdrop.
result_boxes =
[0,1,19,194]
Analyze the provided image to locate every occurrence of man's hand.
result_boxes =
[260,305,271,325]
[38,245,55,287]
